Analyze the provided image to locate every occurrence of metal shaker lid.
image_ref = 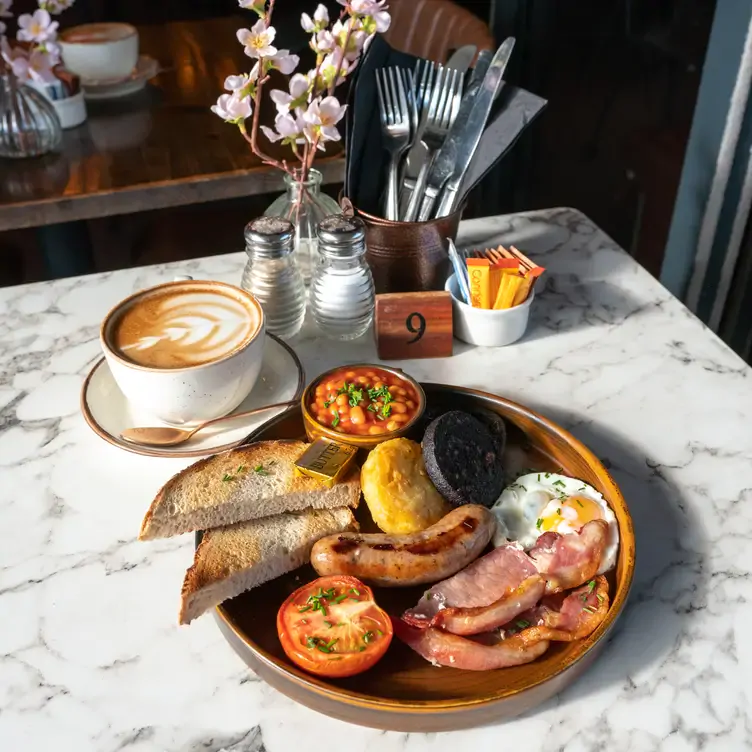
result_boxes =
[317,214,366,256]
[244,216,295,257]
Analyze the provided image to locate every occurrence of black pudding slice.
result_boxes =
[422,410,505,508]
[468,407,507,457]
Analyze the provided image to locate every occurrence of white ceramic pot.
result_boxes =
[60,23,139,82]
[100,278,266,425]
[26,81,87,128]
[446,274,534,347]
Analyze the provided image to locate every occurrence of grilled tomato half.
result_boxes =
[277,575,392,678]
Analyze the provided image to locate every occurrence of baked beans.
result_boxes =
[309,366,421,436]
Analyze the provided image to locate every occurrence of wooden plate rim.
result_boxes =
[214,382,636,713]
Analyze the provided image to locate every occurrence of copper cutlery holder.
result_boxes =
[356,205,464,293]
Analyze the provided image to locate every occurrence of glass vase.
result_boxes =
[264,168,341,283]
[0,73,62,159]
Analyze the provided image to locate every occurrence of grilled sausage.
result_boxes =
[310,505,496,587]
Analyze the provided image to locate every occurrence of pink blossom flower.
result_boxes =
[261,111,305,143]
[237,19,276,59]
[238,0,265,12]
[269,49,299,75]
[0,0,12,19]
[312,29,335,53]
[43,39,62,65]
[40,0,76,14]
[28,49,57,83]
[0,37,29,81]
[341,0,391,33]
[211,91,253,122]
[17,9,59,43]
[321,48,357,83]
[302,95,347,144]
[301,3,329,32]
[1,35,30,79]
[269,73,309,115]
[224,64,259,93]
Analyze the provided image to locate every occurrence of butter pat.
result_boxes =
[294,438,358,487]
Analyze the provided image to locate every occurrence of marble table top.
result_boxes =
[2,207,751,751]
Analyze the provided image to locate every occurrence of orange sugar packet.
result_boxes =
[467,258,491,308]
[493,273,524,309]
[489,258,519,303]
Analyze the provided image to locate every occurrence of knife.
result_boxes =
[446,44,477,74]
[416,38,515,222]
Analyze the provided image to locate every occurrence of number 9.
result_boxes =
[406,312,426,344]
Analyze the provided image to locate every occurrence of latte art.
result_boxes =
[112,289,260,369]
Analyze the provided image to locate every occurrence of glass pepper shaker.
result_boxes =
[310,215,375,340]
[241,216,306,339]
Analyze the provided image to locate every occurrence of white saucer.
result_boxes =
[81,55,159,100]
[81,334,305,458]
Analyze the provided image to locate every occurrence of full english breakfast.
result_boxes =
[139,365,622,680]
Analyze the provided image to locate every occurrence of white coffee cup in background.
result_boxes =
[59,22,139,82]
[100,279,266,425]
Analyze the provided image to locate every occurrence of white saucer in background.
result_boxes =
[81,55,160,100]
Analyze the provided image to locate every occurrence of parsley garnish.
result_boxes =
[515,619,530,629]
[552,480,566,488]
[254,464,268,476]
[586,580,596,594]
[237,465,245,473]
[576,499,584,508]
[363,631,374,644]
[222,473,234,482]
[331,593,348,604]
[557,508,562,515]
[348,387,363,407]
[350,588,360,596]
[583,606,597,614]
[536,518,543,529]
[332,410,340,428]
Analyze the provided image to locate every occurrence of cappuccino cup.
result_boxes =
[60,23,139,82]
[100,279,266,424]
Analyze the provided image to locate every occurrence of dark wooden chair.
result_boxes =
[384,0,494,62]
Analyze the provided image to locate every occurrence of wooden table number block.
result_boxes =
[375,291,453,360]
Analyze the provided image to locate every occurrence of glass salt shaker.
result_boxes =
[310,215,375,340]
[241,216,306,339]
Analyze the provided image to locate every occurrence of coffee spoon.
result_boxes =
[120,400,299,447]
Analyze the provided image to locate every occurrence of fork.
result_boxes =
[375,67,411,221]
[399,59,438,216]
[403,67,462,223]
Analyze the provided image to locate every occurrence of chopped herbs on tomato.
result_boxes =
[278,575,393,679]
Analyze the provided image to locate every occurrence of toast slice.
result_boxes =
[179,507,358,624]
[139,440,360,540]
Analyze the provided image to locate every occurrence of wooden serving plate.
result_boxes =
[211,384,636,731]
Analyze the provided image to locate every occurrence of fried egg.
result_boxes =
[490,472,619,574]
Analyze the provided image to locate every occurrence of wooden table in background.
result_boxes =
[0,16,344,233]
